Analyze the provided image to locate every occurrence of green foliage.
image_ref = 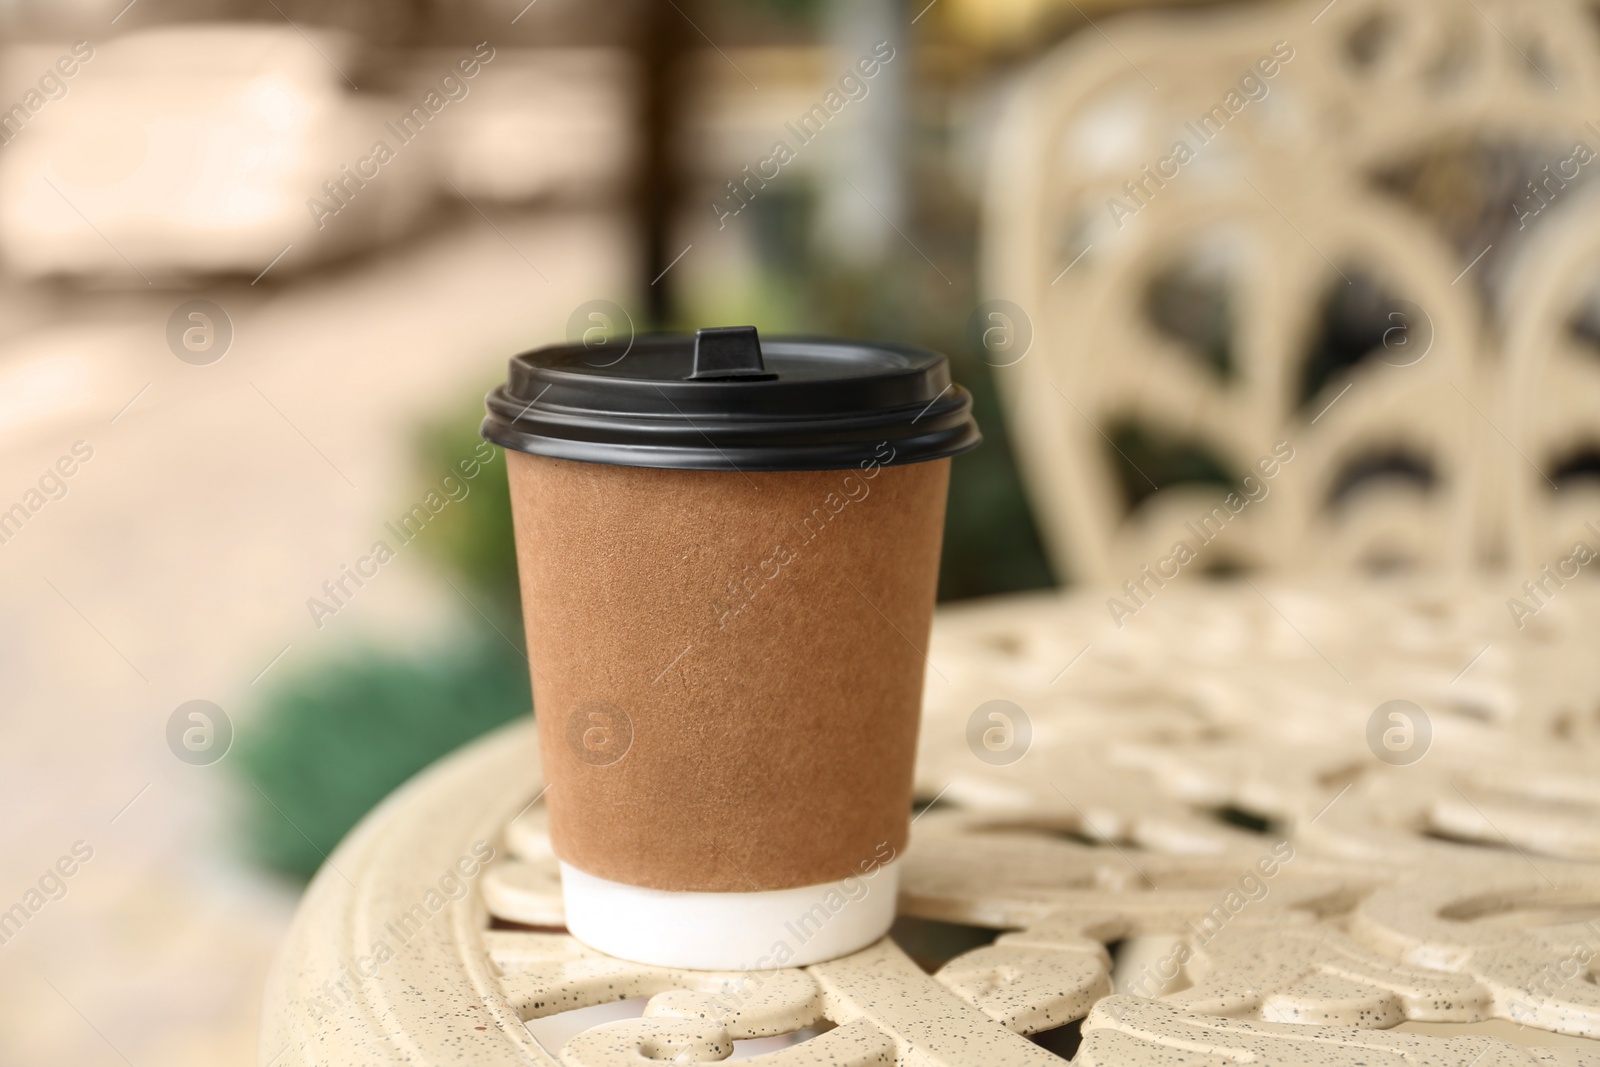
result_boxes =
[234,637,530,880]
[410,405,524,630]
[938,362,1057,600]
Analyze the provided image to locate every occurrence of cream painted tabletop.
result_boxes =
[261,579,1600,1065]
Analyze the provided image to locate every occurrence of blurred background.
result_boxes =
[3,0,1598,1060]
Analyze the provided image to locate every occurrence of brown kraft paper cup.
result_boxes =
[508,450,949,893]
[482,326,979,969]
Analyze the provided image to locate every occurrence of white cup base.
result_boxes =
[558,858,900,971]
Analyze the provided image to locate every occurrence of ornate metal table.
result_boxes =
[261,581,1600,1065]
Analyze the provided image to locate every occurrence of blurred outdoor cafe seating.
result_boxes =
[985,0,1600,582]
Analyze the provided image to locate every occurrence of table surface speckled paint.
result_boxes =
[261,581,1600,1065]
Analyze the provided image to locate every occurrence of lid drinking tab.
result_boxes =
[689,326,776,381]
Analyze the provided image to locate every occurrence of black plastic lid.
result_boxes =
[481,326,981,472]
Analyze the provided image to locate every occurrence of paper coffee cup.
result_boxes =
[482,326,979,969]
